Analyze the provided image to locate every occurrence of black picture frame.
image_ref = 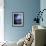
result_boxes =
[12,12,24,27]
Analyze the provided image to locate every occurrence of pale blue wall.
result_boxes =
[40,0,46,27]
[4,0,40,42]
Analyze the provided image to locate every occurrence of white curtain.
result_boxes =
[0,0,4,42]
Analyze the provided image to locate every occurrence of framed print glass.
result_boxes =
[12,12,24,27]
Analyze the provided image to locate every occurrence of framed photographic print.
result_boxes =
[12,12,24,27]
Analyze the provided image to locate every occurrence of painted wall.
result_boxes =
[4,0,40,42]
[40,0,46,27]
